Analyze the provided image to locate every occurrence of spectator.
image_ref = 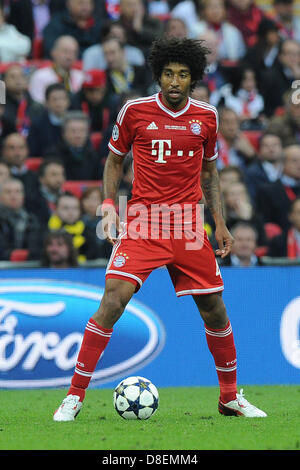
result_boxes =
[0,4,31,62]
[268,0,300,42]
[191,0,246,61]
[268,196,300,258]
[1,132,39,207]
[226,0,266,48]
[217,107,256,170]
[243,17,280,82]
[41,230,79,268]
[218,66,264,129]
[245,133,284,200]
[27,158,66,227]
[28,35,84,104]
[101,37,151,96]
[265,90,300,147]
[42,0,102,58]
[118,0,164,58]
[48,192,103,261]
[0,178,42,260]
[82,19,145,70]
[27,83,70,157]
[196,29,228,102]
[171,0,198,35]
[70,69,118,133]
[220,222,262,266]
[97,89,142,158]
[164,17,188,39]
[256,144,300,231]
[45,111,103,180]
[218,165,244,192]
[80,185,101,224]
[0,104,16,144]
[80,186,112,258]
[8,0,65,42]
[3,64,43,136]
[222,181,266,246]
[260,39,300,117]
[191,81,211,103]
[0,160,11,184]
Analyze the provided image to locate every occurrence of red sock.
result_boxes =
[68,318,113,402]
[205,321,237,403]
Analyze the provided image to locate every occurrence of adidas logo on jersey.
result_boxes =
[146,122,158,130]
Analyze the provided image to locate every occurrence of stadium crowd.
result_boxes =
[0,0,299,267]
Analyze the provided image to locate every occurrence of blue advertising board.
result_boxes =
[0,266,299,389]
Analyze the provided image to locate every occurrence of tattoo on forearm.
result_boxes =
[103,157,123,201]
[201,170,224,217]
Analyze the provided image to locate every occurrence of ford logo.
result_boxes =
[0,280,166,388]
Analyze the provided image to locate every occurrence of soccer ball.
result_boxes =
[113,376,159,420]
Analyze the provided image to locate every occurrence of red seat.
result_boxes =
[255,246,268,257]
[243,130,262,152]
[90,132,103,150]
[264,223,282,240]
[25,157,43,172]
[10,249,29,262]
[62,180,102,198]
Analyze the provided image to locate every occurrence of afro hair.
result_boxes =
[148,37,210,91]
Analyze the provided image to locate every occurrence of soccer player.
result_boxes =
[53,37,267,420]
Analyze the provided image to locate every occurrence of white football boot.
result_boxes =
[53,395,82,421]
[218,389,267,417]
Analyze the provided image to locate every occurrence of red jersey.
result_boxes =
[108,92,218,209]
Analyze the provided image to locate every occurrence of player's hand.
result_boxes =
[214,223,234,259]
[102,205,121,245]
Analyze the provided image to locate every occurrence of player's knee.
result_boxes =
[194,293,228,328]
[103,288,127,316]
[93,284,131,327]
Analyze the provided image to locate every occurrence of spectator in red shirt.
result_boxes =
[226,0,266,47]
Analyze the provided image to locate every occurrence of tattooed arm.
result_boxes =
[103,151,124,201]
[101,151,124,244]
[201,159,234,258]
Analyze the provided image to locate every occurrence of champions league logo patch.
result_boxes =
[112,124,119,141]
[113,252,129,267]
[189,120,202,135]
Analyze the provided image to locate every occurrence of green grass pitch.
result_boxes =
[1,385,300,450]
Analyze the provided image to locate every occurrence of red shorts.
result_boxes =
[105,223,224,297]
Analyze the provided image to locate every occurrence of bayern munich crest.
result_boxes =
[189,120,202,135]
[113,252,129,267]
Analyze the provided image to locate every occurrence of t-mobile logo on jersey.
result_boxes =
[151,140,194,163]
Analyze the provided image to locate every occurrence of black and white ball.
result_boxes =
[113,376,159,420]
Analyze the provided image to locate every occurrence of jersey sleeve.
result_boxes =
[203,107,219,162]
[108,101,135,157]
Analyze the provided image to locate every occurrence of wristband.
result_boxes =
[101,198,116,213]
[102,198,115,207]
